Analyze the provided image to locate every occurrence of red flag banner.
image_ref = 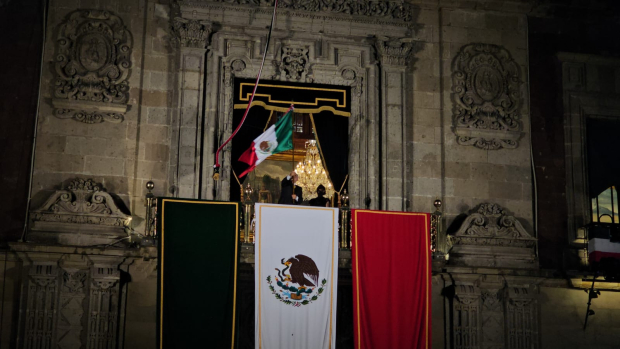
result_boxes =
[351,210,431,349]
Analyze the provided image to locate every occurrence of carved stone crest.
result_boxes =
[448,203,537,269]
[275,46,310,81]
[374,36,414,66]
[452,44,523,150]
[29,178,131,245]
[52,10,132,123]
[172,17,212,48]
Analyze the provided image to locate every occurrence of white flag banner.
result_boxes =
[255,203,339,349]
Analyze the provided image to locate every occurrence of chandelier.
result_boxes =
[295,140,334,200]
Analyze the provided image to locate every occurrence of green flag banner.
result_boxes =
[157,198,240,349]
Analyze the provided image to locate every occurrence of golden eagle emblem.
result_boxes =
[267,254,327,306]
[257,140,274,155]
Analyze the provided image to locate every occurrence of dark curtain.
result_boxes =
[586,118,620,198]
[230,106,271,201]
[312,111,349,194]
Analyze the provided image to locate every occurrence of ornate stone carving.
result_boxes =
[58,270,88,349]
[172,17,212,48]
[454,203,533,240]
[448,203,537,269]
[31,178,130,226]
[374,36,414,66]
[341,69,356,80]
[231,59,246,72]
[29,178,131,245]
[88,265,121,348]
[52,10,132,123]
[275,46,310,81]
[506,287,539,349]
[25,263,59,347]
[481,290,504,349]
[452,285,481,349]
[452,43,523,150]
[342,69,364,97]
[63,270,88,293]
[54,108,123,124]
[180,0,415,23]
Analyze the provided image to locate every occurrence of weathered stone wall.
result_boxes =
[31,0,175,234]
[541,287,620,348]
[410,6,533,235]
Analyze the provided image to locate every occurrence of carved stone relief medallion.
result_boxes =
[231,59,246,73]
[452,44,523,150]
[52,10,132,123]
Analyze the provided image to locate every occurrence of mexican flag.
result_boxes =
[255,203,339,349]
[238,108,294,177]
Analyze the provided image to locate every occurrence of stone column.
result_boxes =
[374,37,414,211]
[170,18,211,198]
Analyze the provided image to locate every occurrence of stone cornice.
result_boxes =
[177,0,416,27]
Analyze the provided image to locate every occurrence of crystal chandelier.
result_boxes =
[295,140,334,200]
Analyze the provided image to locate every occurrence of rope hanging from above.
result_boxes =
[212,0,280,180]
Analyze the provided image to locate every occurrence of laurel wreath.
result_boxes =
[266,275,327,306]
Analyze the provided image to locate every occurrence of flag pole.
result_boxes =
[292,106,295,182]
[291,105,297,202]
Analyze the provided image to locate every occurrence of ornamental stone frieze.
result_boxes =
[452,44,523,150]
[171,17,212,48]
[374,36,414,66]
[52,10,132,123]
[178,0,415,23]
[448,203,537,269]
[29,178,131,245]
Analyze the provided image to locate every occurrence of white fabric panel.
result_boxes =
[255,204,339,349]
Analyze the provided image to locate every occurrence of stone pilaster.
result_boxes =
[170,18,211,198]
[11,244,150,349]
[374,36,414,211]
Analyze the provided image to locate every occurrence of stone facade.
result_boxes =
[2,0,620,348]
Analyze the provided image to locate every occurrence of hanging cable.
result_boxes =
[212,0,280,180]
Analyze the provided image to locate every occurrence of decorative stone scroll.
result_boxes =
[374,36,414,66]
[183,0,415,23]
[52,10,132,123]
[448,203,537,269]
[452,44,523,150]
[172,17,212,48]
[29,178,131,245]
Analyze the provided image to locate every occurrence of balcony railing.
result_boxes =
[238,199,445,253]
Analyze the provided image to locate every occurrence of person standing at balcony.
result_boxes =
[309,184,330,207]
[279,170,303,205]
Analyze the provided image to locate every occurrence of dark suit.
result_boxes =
[309,196,330,207]
[278,177,303,205]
